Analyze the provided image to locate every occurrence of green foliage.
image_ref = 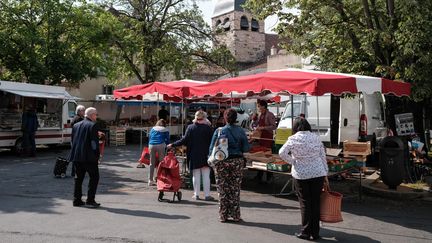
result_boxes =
[102,0,236,83]
[244,0,432,100]
[0,0,115,85]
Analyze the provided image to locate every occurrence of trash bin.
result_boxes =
[379,136,406,189]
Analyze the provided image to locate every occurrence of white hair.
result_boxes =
[76,105,85,114]
[84,107,97,118]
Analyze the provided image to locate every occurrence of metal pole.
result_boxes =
[181,99,184,135]
[316,96,320,136]
[140,98,143,152]
[230,92,233,107]
[291,95,294,129]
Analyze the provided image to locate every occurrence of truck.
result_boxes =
[0,80,78,152]
[278,93,387,147]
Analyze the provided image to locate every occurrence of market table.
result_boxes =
[245,164,364,199]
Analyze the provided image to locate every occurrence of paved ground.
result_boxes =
[0,145,432,243]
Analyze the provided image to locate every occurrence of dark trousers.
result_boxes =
[294,176,324,237]
[74,162,99,203]
[22,132,36,156]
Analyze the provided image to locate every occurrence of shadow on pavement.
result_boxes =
[240,200,298,210]
[102,206,190,220]
[239,220,380,242]
[0,145,145,214]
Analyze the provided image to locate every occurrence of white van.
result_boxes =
[278,93,386,146]
[0,80,78,152]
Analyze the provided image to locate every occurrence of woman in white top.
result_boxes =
[279,117,329,241]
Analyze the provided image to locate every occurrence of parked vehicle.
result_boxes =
[277,93,386,146]
[0,80,78,152]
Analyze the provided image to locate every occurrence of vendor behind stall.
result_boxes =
[254,100,276,182]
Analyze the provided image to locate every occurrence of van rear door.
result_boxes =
[362,93,386,138]
[306,95,331,142]
[339,95,360,143]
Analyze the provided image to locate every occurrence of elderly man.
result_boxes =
[71,105,85,126]
[68,107,101,208]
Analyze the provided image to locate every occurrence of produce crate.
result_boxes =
[267,162,290,172]
[343,141,371,156]
[109,127,126,146]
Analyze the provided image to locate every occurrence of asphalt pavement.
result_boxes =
[0,145,431,243]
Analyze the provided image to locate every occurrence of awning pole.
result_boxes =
[291,95,294,129]
[316,96,320,136]
[181,99,184,135]
[230,92,233,107]
[140,99,143,152]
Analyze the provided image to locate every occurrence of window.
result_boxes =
[282,103,301,120]
[251,19,259,31]
[240,16,249,30]
[68,102,77,118]
[223,18,230,31]
[215,19,221,27]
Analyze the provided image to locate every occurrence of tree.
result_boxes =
[243,0,432,101]
[0,0,115,85]
[101,0,236,83]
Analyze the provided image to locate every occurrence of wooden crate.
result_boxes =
[109,127,126,146]
[343,141,371,156]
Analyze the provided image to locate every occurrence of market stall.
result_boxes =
[186,68,411,195]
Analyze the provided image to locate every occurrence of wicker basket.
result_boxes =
[320,186,343,223]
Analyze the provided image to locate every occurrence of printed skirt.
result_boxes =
[214,157,244,221]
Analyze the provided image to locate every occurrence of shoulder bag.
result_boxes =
[208,128,229,167]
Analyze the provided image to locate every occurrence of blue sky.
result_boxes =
[196,0,279,33]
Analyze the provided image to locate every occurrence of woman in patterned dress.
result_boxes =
[209,108,250,222]
[279,117,329,241]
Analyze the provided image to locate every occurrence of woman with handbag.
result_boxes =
[167,111,213,200]
[278,117,329,241]
[209,108,250,223]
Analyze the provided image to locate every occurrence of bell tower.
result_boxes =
[212,0,266,64]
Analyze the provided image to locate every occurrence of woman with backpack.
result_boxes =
[209,108,250,222]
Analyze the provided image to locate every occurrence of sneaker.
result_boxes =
[137,163,146,168]
[73,200,85,207]
[191,195,200,200]
[85,201,101,208]
[204,196,215,201]
[148,180,155,186]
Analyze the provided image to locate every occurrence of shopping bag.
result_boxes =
[138,147,160,165]
[208,128,229,167]
[320,185,343,223]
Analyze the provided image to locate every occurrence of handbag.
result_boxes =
[208,128,229,167]
[320,184,343,223]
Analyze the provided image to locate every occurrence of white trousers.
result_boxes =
[192,166,211,197]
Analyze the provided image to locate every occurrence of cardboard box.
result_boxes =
[343,141,371,156]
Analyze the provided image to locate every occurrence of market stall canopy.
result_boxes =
[187,69,411,98]
[0,80,78,100]
[113,79,208,100]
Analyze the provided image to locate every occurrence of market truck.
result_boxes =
[0,80,78,152]
[278,93,386,146]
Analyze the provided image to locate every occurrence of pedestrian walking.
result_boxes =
[209,108,250,222]
[148,119,169,186]
[168,110,213,200]
[68,107,101,208]
[278,117,329,240]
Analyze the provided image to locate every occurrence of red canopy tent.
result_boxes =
[113,79,208,100]
[188,69,411,98]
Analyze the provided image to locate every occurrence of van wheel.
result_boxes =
[13,138,24,155]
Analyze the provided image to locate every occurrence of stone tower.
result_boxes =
[212,0,266,64]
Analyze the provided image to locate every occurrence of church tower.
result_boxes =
[212,0,266,64]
